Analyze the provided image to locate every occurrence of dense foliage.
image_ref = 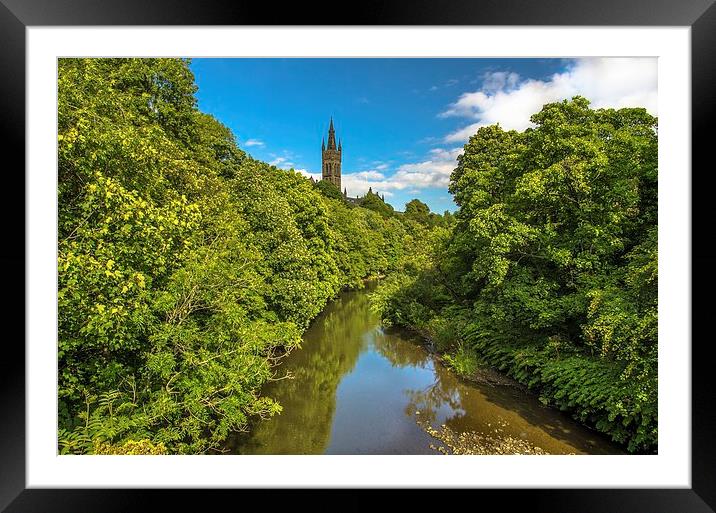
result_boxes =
[358,190,396,218]
[404,199,455,228]
[58,58,655,455]
[372,98,658,452]
[57,58,423,454]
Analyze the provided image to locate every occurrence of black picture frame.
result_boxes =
[2,0,714,511]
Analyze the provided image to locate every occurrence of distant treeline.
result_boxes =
[57,58,449,454]
[316,178,455,228]
[371,97,658,453]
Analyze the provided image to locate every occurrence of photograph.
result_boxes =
[56,56,659,456]
[5,2,711,507]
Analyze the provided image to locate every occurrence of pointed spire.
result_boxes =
[344,187,347,198]
[326,117,337,150]
[338,138,342,151]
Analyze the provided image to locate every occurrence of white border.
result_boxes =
[27,27,690,488]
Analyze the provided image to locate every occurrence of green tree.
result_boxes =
[404,199,431,225]
[374,97,658,452]
[57,58,414,454]
[359,190,395,218]
[315,179,345,201]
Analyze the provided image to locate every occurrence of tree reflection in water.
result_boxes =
[230,285,624,455]
[371,326,464,427]
[373,324,622,455]
[228,288,371,454]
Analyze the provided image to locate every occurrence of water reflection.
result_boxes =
[229,283,623,455]
[228,288,371,454]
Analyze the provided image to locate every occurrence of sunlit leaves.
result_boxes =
[58,57,415,454]
[375,97,658,452]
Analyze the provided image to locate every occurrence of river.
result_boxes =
[227,283,623,454]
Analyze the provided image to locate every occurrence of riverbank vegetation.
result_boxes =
[371,98,658,453]
[57,58,439,454]
[58,58,657,455]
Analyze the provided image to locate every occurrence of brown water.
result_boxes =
[228,284,623,454]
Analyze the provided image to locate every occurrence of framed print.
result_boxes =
[2,0,715,511]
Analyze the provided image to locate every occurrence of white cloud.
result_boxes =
[287,59,657,206]
[341,173,395,198]
[481,71,519,93]
[244,138,265,147]
[295,168,321,181]
[443,58,657,143]
[352,170,386,180]
[341,170,388,197]
[269,156,292,167]
[342,147,463,197]
[444,123,488,144]
[289,148,462,200]
[430,79,460,92]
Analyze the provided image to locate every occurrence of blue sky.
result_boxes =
[190,58,657,213]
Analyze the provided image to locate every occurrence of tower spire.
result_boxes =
[321,117,342,190]
[327,117,337,150]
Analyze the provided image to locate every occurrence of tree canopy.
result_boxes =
[57,58,433,454]
[57,59,653,455]
[373,97,658,452]
[314,179,345,201]
[359,190,395,218]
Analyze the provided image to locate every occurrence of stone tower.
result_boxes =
[321,117,342,189]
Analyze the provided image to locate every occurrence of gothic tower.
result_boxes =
[322,117,342,189]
